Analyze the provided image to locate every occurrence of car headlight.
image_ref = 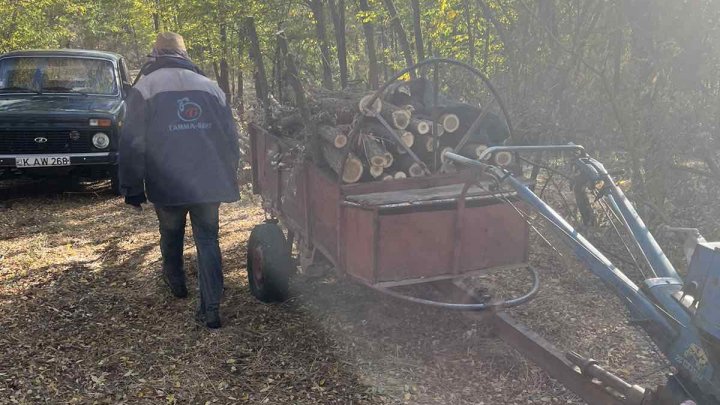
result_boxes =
[92,132,110,149]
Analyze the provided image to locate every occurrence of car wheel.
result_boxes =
[247,222,291,303]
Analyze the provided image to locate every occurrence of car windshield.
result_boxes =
[0,56,117,95]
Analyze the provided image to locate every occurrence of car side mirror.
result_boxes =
[122,82,132,98]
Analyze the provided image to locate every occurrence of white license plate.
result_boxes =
[15,155,72,168]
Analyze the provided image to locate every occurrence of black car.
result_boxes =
[0,49,132,194]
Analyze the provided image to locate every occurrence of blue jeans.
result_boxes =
[155,203,223,312]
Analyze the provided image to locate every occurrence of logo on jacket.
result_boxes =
[177,97,202,122]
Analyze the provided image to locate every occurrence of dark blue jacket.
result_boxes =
[119,58,240,206]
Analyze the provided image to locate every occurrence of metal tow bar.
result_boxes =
[433,278,657,405]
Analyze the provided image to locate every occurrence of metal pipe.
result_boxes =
[373,265,540,310]
[475,145,586,162]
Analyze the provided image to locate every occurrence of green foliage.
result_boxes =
[2,1,720,209]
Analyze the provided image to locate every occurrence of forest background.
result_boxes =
[3,0,720,236]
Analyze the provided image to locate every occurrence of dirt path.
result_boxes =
[0,181,667,404]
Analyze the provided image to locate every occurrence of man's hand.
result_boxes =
[125,193,147,212]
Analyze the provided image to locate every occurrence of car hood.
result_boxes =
[0,96,123,116]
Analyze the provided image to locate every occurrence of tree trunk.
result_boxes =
[212,62,220,81]
[329,0,348,89]
[410,0,425,62]
[309,0,334,90]
[236,27,245,115]
[358,0,379,89]
[244,17,269,105]
[271,41,282,101]
[219,24,232,104]
[382,0,415,77]
[153,0,161,33]
[277,32,323,163]
[277,33,311,125]
[379,26,388,82]
[408,118,431,135]
[358,96,411,129]
[319,125,348,148]
[362,120,413,147]
[368,164,384,178]
[360,133,391,167]
[463,0,475,63]
[396,154,425,177]
[477,0,513,56]
[483,27,489,72]
[322,144,364,183]
[439,113,460,133]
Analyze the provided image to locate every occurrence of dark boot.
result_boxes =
[195,304,222,329]
[205,309,221,329]
[162,271,188,298]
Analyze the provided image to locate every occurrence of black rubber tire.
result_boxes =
[247,223,291,302]
[109,166,121,196]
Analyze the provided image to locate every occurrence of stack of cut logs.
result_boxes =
[270,79,508,183]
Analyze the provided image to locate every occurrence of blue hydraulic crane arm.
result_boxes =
[580,157,681,281]
[442,151,679,339]
[444,150,720,403]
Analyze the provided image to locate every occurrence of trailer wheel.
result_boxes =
[247,223,291,302]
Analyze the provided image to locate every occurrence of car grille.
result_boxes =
[0,131,95,154]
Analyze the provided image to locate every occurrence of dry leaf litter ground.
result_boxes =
[0,179,668,404]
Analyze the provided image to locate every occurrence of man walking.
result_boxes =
[119,32,240,329]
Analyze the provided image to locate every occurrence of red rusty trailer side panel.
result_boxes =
[376,210,456,281]
[368,204,528,283]
[459,203,530,270]
[343,207,377,282]
[307,163,340,264]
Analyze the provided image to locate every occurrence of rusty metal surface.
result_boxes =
[343,207,376,282]
[492,312,625,405]
[452,182,473,274]
[307,163,340,263]
[369,203,528,283]
[377,210,456,281]
[458,202,530,270]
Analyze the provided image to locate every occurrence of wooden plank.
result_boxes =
[344,182,512,206]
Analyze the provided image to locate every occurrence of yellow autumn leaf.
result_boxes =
[616,179,631,190]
